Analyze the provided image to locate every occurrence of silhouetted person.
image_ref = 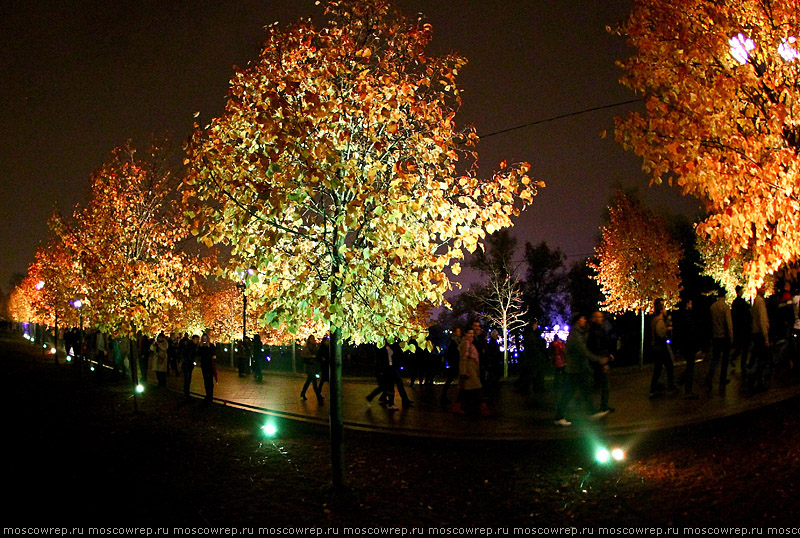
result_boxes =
[649,298,676,397]
[708,289,733,391]
[730,286,751,374]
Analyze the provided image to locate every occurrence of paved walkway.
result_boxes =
[154,355,800,440]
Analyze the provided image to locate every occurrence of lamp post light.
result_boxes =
[729,32,799,66]
[71,299,84,371]
[236,268,256,372]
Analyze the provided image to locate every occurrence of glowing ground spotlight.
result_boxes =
[261,422,278,437]
[595,446,626,464]
[135,384,145,394]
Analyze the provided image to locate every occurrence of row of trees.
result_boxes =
[8,0,542,489]
[6,0,800,490]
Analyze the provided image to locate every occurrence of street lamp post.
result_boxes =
[71,299,84,373]
[236,268,255,373]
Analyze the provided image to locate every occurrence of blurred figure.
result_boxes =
[708,289,733,391]
[554,313,609,427]
[300,335,322,404]
[649,298,676,397]
[456,328,491,416]
[675,298,700,399]
[730,286,751,374]
[440,327,462,406]
[587,311,615,412]
[152,332,169,387]
[549,334,566,389]
[198,333,217,405]
[748,286,770,392]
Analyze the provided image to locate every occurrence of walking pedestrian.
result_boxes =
[649,299,676,397]
[554,313,609,427]
[587,311,615,412]
[440,327,462,405]
[708,289,733,391]
[152,332,169,388]
[675,298,701,399]
[198,333,216,404]
[749,286,770,392]
[300,335,322,404]
[252,333,264,382]
[457,328,491,416]
[550,334,566,389]
[181,334,198,402]
[730,286,751,374]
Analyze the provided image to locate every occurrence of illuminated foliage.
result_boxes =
[614,0,800,294]
[590,192,683,314]
[57,142,209,337]
[698,236,748,299]
[185,0,540,349]
[8,276,38,324]
[28,233,84,328]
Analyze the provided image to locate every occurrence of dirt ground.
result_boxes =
[5,333,800,528]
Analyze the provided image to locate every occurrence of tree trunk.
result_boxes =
[329,324,344,489]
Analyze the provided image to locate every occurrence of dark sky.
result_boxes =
[0,0,703,294]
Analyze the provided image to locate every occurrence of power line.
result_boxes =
[478,98,641,139]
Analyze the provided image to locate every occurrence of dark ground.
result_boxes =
[5,332,800,528]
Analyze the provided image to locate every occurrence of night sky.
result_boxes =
[0,0,703,295]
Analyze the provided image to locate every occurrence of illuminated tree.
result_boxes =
[57,141,209,338]
[467,230,528,378]
[590,192,683,314]
[614,0,800,294]
[27,235,84,333]
[590,192,683,364]
[698,236,748,298]
[185,0,540,487]
[8,277,37,325]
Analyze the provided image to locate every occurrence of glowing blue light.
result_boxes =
[136,384,145,394]
[596,449,610,463]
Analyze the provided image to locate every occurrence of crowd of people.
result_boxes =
[21,279,800,426]
[58,329,221,405]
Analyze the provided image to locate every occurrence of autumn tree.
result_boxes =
[27,233,85,337]
[614,0,800,294]
[57,141,208,339]
[589,191,683,365]
[185,0,540,488]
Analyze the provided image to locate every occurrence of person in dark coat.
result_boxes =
[181,334,198,402]
[300,335,322,404]
[730,286,751,374]
[251,333,264,382]
[675,298,701,399]
[440,327,462,405]
[587,311,615,412]
[198,333,216,404]
[316,335,330,400]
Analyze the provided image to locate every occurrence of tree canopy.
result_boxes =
[185,0,541,348]
[590,191,683,314]
[614,0,800,294]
